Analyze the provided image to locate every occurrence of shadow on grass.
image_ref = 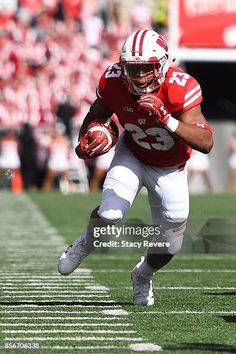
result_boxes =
[204,292,236,296]
[163,343,236,353]
[220,316,236,323]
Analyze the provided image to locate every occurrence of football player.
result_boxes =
[58,30,213,305]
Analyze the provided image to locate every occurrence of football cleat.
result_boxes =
[131,258,154,306]
[58,236,91,275]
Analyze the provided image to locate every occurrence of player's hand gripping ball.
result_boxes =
[75,118,119,159]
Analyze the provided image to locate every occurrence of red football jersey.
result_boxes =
[97,64,203,167]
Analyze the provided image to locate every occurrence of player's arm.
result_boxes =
[138,95,213,154]
[173,105,213,153]
[79,98,113,138]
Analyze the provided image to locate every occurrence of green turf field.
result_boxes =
[0,191,235,353]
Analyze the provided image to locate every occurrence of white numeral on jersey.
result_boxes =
[169,72,190,87]
[124,124,175,151]
[105,64,122,78]
[146,127,175,150]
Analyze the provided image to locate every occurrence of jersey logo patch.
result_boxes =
[138,119,146,125]
[123,106,134,112]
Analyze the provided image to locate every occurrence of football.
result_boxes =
[76,118,119,159]
[87,118,119,149]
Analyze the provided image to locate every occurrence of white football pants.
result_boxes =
[98,136,189,254]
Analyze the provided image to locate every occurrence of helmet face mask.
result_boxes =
[119,30,169,95]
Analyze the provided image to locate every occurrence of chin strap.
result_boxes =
[191,122,212,133]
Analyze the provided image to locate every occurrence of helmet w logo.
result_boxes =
[156,36,168,52]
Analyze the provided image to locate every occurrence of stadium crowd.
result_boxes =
[0,0,168,192]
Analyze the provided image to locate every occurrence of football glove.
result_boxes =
[138,94,171,126]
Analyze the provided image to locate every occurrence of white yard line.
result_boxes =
[1,299,116,303]
[0,317,127,321]
[158,269,236,273]
[2,290,108,293]
[1,310,235,316]
[0,304,120,308]
[0,276,93,278]
[0,310,124,314]
[37,345,129,350]
[3,284,235,290]
[2,270,236,275]
[0,270,92,275]
[40,346,129,350]
[2,329,134,333]
[1,286,108,290]
[1,323,131,327]
[154,286,236,290]
[127,310,236,315]
[3,294,110,298]
[5,336,143,341]
[0,281,96,284]
[107,286,236,290]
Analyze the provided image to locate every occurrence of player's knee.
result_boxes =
[162,203,189,223]
[98,188,131,224]
[98,208,123,224]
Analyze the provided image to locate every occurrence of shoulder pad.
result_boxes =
[97,63,122,100]
[166,67,202,110]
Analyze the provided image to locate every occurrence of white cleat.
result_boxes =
[131,258,155,306]
[58,236,90,275]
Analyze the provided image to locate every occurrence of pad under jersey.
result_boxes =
[97,64,203,167]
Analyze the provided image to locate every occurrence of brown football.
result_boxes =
[86,118,119,150]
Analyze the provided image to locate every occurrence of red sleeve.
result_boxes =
[96,64,123,109]
[96,71,106,101]
[166,68,203,116]
[182,78,202,111]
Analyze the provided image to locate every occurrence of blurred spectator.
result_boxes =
[19,0,42,17]
[228,133,236,193]
[102,0,130,61]
[152,0,168,34]
[56,94,76,140]
[0,128,22,191]
[0,0,18,16]
[81,12,104,48]
[188,149,213,193]
[62,0,83,22]
[19,123,37,189]
[129,0,153,32]
[43,123,71,192]
[34,124,52,189]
